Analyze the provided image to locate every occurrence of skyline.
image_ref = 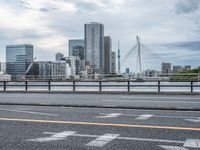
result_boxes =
[0,0,200,67]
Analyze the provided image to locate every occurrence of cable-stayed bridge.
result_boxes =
[121,36,169,77]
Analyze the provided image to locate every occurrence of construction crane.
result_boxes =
[22,57,37,80]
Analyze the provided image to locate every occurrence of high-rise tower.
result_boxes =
[117,41,121,74]
[84,22,104,74]
[104,36,112,74]
[6,44,33,77]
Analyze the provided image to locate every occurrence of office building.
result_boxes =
[111,52,116,74]
[55,53,64,61]
[31,61,68,80]
[104,36,112,74]
[84,22,104,74]
[183,65,191,72]
[144,69,159,77]
[69,39,84,61]
[173,65,182,73]
[126,68,130,74]
[6,44,33,77]
[161,62,171,75]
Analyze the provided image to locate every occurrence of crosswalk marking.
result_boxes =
[27,131,76,142]
[86,134,119,147]
[159,145,189,150]
[184,139,200,148]
[96,113,122,118]
[26,130,200,149]
[185,118,200,123]
[135,114,154,120]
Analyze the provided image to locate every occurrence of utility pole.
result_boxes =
[136,36,142,77]
[117,40,121,74]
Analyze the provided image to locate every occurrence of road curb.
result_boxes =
[0,103,200,111]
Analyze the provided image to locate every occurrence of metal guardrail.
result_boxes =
[0,81,200,93]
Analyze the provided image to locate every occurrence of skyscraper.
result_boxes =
[84,22,104,74]
[104,36,112,74]
[6,44,33,77]
[69,39,85,61]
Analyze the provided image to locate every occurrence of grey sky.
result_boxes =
[0,0,200,69]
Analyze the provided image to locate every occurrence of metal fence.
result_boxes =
[0,81,200,93]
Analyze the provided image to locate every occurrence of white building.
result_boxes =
[0,62,6,73]
[0,72,11,81]
[64,56,80,76]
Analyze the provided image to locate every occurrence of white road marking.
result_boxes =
[98,113,199,120]
[184,139,200,148]
[118,137,183,144]
[46,133,184,144]
[120,96,200,100]
[101,99,200,104]
[135,114,154,120]
[123,114,199,120]
[185,118,200,123]
[27,131,76,142]
[42,132,184,144]
[27,130,200,148]
[86,134,119,147]
[96,113,122,118]
[159,145,189,150]
[0,108,58,116]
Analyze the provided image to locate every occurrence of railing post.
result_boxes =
[25,81,28,91]
[73,81,76,92]
[191,81,193,93]
[3,81,6,91]
[158,81,160,93]
[99,81,102,92]
[48,81,51,91]
[127,81,130,92]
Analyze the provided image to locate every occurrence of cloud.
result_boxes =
[19,0,77,12]
[0,0,199,68]
[175,0,200,14]
[165,41,200,51]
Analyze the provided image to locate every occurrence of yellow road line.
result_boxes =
[0,117,200,131]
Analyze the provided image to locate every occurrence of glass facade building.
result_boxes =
[69,39,85,61]
[6,44,33,77]
[84,22,104,74]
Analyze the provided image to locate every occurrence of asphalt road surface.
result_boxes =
[0,93,200,110]
[0,105,200,150]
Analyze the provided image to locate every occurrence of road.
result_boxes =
[0,93,200,149]
[0,93,200,110]
[0,104,200,150]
